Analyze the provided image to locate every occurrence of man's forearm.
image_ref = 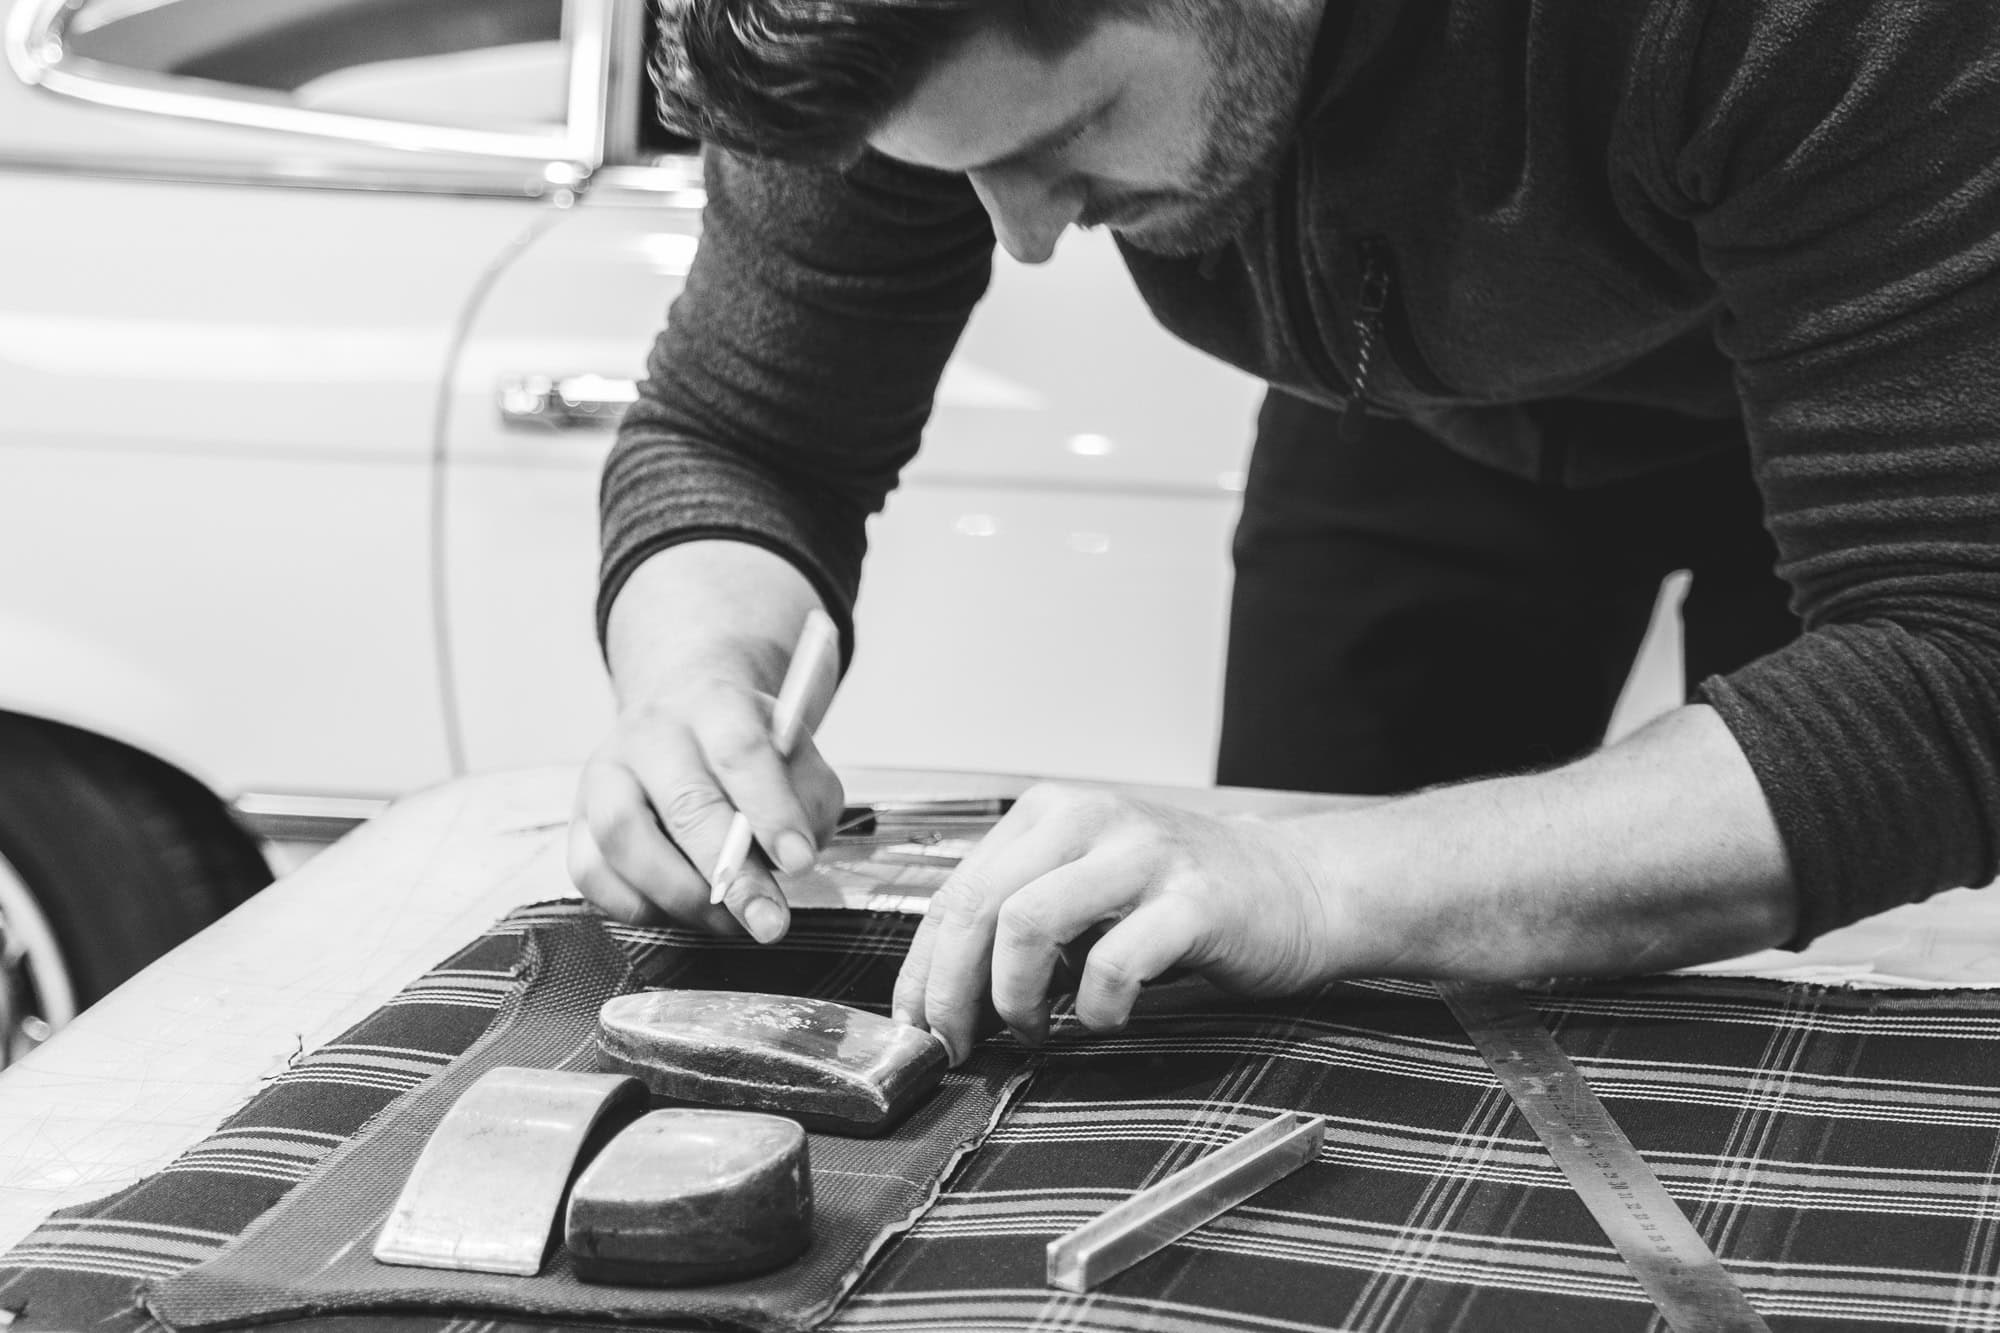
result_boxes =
[604,541,829,706]
[1311,704,1798,979]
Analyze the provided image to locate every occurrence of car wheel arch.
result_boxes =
[0,614,237,800]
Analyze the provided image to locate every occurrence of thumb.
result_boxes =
[719,871,792,945]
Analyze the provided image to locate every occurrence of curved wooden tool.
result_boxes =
[373,1066,646,1275]
[597,990,949,1135]
[566,1109,813,1285]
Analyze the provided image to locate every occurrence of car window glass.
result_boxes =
[61,0,568,134]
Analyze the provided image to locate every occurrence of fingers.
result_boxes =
[686,703,824,879]
[891,786,1243,1065]
[1071,897,1204,1033]
[565,811,659,925]
[893,812,1069,1063]
[787,743,848,849]
[568,750,813,944]
[988,860,1139,1046]
[693,738,845,944]
[896,841,1204,1060]
[568,672,847,943]
[569,758,727,930]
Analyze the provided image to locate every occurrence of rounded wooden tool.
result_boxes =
[565,1109,813,1285]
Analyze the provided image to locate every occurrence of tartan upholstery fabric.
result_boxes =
[145,909,1025,1333]
[7,900,2000,1331]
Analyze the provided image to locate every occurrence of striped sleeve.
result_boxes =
[597,146,994,655]
[1664,0,2000,938]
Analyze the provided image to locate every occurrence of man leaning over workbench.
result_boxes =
[566,0,2000,1066]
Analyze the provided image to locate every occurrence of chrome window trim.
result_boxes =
[569,0,617,168]
[590,0,705,198]
[232,791,390,845]
[586,159,705,206]
[0,147,560,196]
[5,0,612,169]
[598,0,643,166]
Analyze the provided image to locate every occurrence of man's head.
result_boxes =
[652,0,1321,262]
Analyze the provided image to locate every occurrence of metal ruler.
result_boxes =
[1436,981,1771,1333]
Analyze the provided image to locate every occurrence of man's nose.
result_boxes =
[967,168,1084,265]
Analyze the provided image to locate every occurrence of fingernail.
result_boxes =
[775,832,816,875]
[744,897,789,944]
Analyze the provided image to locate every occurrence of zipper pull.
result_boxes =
[1338,247,1392,443]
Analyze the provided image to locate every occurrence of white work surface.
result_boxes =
[3,764,1997,1254]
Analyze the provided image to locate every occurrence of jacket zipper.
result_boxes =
[1270,150,1367,416]
[1358,235,1454,398]
[1337,250,1392,442]
[1272,168,1454,431]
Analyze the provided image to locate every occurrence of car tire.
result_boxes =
[0,713,272,1043]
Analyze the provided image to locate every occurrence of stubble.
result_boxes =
[1111,0,1320,257]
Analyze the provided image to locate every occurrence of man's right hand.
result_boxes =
[566,542,844,943]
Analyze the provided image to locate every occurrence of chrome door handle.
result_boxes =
[498,374,639,431]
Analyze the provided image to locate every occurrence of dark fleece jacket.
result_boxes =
[600,0,2000,943]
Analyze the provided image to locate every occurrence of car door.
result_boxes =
[442,151,1263,784]
[435,169,695,777]
[0,0,601,801]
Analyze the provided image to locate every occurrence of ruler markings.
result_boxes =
[1437,980,1773,1333]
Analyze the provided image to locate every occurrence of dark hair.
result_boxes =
[650,0,1129,164]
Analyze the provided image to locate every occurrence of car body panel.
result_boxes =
[2,0,1261,810]
[439,196,643,776]
[444,176,1257,785]
[0,165,556,792]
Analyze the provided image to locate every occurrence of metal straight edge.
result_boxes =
[1436,981,1772,1333]
[1046,1111,1327,1293]
[233,792,392,845]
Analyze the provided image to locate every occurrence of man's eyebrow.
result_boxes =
[960,97,1110,173]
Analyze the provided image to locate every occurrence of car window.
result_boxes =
[60,0,568,134]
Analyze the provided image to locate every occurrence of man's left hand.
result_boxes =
[891,784,1340,1064]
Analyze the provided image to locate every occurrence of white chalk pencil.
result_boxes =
[709,608,840,905]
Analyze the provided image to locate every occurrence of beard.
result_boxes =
[1092,2,1318,257]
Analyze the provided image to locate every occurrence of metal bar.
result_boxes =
[1438,981,1771,1333]
[232,792,391,844]
[374,1067,645,1276]
[1045,1111,1326,1293]
[836,798,1015,835]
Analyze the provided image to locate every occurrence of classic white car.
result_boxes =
[0,0,1267,1053]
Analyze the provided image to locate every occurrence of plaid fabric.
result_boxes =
[7,902,2000,1331]
[145,910,1026,1333]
